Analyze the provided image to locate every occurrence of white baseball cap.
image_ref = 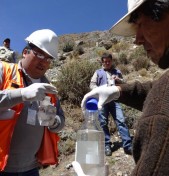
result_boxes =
[110,0,147,37]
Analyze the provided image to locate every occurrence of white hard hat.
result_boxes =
[25,29,58,59]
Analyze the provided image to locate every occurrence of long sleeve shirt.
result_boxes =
[119,70,169,176]
[90,67,124,90]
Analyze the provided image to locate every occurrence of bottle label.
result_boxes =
[75,141,99,164]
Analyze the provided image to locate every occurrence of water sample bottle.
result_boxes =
[38,96,56,126]
[75,98,105,176]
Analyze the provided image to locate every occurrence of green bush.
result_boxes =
[95,47,107,57]
[55,59,100,106]
[73,46,85,56]
[129,46,146,61]
[121,104,142,129]
[118,52,129,65]
[132,56,150,71]
[138,68,147,77]
[118,64,130,75]
[111,41,129,52]
[62,42,74,52]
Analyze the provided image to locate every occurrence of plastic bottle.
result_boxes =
[75,98,105,176]
[38,96,56,126]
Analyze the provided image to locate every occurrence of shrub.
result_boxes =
[95,47,107,57]
[111,38,118,45]
[111,41,129,52]
[129,46,146,61]
[50,59,60,69]
[62,41,74,52]
[121,104,142,129]
[73,46,85,56]
[138,68,147,77]
[118,64,130,75]
[112,57,119,67]
[132,56,150,71]
[118,52,129,65]
[54,59,100,106]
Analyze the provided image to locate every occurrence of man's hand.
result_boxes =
[21,83,57,101]
[81,85,120,110]
[112,75,124,84]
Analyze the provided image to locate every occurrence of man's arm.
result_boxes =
[81,80,153,111]
[0,63,23,111]
[89,71,98,90]
[12,51,17,63]
[114,69,124,84]
[118,81,153,110]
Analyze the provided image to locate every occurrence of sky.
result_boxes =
[0,0,127,54]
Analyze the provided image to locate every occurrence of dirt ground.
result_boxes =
[40,134,135,176]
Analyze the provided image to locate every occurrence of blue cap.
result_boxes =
[86,98,98,111]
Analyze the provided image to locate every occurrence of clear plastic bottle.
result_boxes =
[75,98,105,176]
[38,96,56,126]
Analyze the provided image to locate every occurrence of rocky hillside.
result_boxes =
[42,30,166,176]
[48,30,165,84]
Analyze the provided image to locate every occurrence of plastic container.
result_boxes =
[75,98,105,176]
[38,96,56,126]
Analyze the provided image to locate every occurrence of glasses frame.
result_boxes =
[30,49,53,63]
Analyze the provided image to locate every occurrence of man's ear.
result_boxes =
[25,49,30,54]
[22,49,30,57]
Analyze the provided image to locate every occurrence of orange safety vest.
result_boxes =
[0,61,60,171]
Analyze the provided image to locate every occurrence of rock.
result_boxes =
[117,171,123,176]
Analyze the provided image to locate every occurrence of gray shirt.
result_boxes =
[90,68,124,90]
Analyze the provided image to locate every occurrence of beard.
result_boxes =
[158,48,169,69]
